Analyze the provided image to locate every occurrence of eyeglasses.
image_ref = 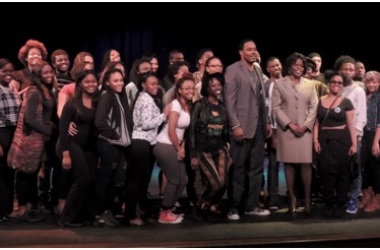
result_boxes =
[329,80,343,85]
[209,64,223,68]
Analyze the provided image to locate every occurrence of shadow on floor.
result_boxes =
[1,196,380,247]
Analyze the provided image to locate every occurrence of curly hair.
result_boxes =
[333,55,356,72]
[200,72,225,97]
[18,39,48,67]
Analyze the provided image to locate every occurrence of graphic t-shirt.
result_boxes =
[204,104,225,151]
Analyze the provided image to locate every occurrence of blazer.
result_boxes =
[224,60,267,139]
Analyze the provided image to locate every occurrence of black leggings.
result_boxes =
[0,127,16,215]
[16,171,39,207]
[60,141,97,223]
[125,139,155,219]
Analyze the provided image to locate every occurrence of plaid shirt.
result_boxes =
[0,85,21,127]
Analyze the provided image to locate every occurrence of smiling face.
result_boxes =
[178,79,195,101]
[365,78,379,94]
[143,75,159,96]
[80,73,98,95]
[206,58,223,74]
[106,71,124,93]
[328,75,344,95]
[289,58,304,79]
[40,64,55,85]
[239,41,258,65]
[26,48,43,67]
[207,78,223,99]
[53,54,70,73]
[110,50,121,62]
[266,58,282,79]
[0,62,14,86]
[150,57,159,73]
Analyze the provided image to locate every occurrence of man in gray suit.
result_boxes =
[224,39,271,220]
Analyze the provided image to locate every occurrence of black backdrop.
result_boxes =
[3,2,380,78]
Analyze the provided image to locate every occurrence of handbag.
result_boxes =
[7,87,44,173]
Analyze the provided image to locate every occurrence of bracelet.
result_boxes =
[231,124,241,130]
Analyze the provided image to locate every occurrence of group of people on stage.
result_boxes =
[0,37,379,228]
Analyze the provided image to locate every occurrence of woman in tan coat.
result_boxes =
[272,52,318,215]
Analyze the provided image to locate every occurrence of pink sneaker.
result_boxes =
[158,209,183,224]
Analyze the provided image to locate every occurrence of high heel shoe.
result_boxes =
[304,199,313,217]
[288,208,297,215]
[288,197,297,215]
[304,208,313,217]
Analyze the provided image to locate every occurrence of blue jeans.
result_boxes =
[348,136,362,204]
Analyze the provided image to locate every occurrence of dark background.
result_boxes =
[2,3,379,77]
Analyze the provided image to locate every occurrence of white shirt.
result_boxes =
[341,83,367,136]
[125,81,138,107]
[156,99,190,145]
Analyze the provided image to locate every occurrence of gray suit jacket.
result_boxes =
[224,60,267,139]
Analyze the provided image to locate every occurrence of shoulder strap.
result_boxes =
[320,96,340,127]
[17,86,31,98]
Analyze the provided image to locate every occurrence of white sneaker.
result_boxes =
[245,207,270,216]
[227,209,240,220]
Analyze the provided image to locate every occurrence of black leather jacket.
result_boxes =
[189,98,230,158]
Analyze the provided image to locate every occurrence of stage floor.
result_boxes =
[1,197,380,247]
[2,163,379,247]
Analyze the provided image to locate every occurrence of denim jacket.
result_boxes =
[365,93,380,132]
